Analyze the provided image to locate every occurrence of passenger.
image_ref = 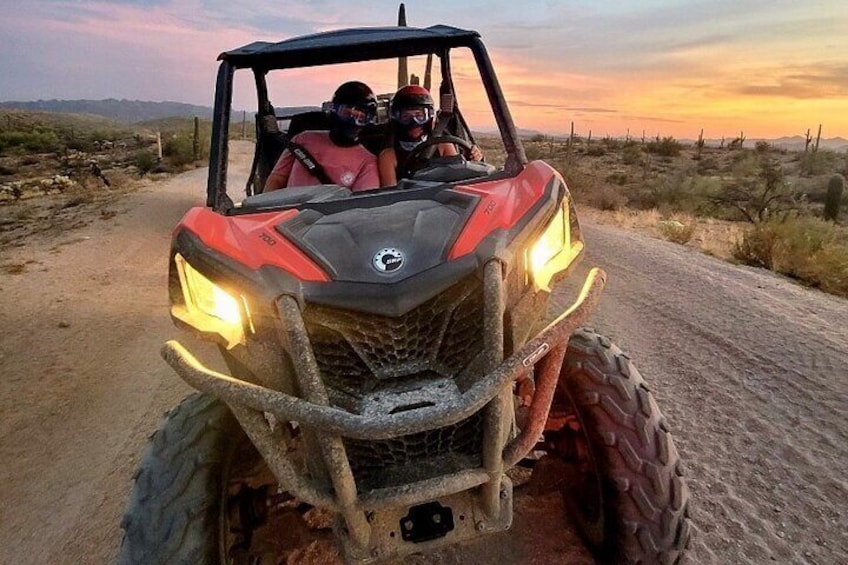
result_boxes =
[264,81,380,192]
[378,85,483,187]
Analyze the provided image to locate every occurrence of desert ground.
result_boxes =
[0,142,845,564]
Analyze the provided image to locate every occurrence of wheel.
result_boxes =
[544,329,692,564]
[119,393,332,564]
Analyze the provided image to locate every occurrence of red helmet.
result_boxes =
[390,85,435,144]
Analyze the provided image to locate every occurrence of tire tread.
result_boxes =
[563,328,692,564]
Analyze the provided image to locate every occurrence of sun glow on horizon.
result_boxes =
[0,1,846,141]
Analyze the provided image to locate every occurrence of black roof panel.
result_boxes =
[219,25,480,70]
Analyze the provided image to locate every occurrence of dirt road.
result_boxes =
[1,148,845,564]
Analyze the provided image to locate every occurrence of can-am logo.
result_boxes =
[372,248,405,273]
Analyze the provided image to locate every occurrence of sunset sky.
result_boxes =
[1,0,847,140]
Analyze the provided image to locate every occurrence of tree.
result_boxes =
[712,155,796,223]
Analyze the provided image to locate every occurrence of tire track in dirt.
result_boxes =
[0,168,209,564]
[555,223,848,564]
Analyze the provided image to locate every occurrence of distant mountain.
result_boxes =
[765,135,848,152]
[660,135,847,152]
[0,99,213,123]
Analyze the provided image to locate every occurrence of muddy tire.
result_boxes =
[555,328,691,564]
[119,393,243,565]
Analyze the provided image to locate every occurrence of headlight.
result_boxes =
[172,253,248,349]
[528,200,584,291]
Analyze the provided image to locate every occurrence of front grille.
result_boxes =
[344,411,484,490]
[302,276,486,485]
[304,276,484,403]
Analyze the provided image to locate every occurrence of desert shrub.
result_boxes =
[696,156,719,174]
[585,145,606,157]
[658,218,695,244]
[584,184,626,211]
[556,166,597,198]
[645,136,682,157]
[0,129,61,153]
[797,244,848,297]
[729,148,754,167]
[628,166,706,213]
[621,144,643,165]
[677,176,723,215]
[163,134,196,167]
[601,136,622,150]
[134,150,158,176]
[754,141,771,153]
[65,137,94,152]
[605,172,628,185]
[733,221,784,269]
[801,149,839,176]
[733,216,848,296]
[524,143,546,161]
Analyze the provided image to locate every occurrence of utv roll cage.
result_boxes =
[206,25,529,211]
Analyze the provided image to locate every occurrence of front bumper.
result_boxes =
[161,265,606,562]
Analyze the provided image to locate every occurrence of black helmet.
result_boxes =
[333,81,378,112]
[390,85,435,147]
[328,81,377,146]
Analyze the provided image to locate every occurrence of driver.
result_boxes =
[378,85,482,187]
[265,81,380,192]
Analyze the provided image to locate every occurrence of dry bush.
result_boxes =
[581,207,743,260]
[733,217,848,296]
[801,149,839,176]
[733,223,781,269]
[691,219,745,259]
[585,144,606,157]
[645,136,682,157]
[588,184,627,211]
[620,144,645,166]
[658,217,696,244]
[798,245,848,297]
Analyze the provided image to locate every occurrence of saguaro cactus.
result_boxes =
[695,128,705,160]
[192,116,200,161]
[824,174,844,221]
[423,53,433,91]
[397,3,408,87]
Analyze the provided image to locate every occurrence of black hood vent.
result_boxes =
[277,196,474,283]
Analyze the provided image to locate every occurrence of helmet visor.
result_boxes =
[333,103,377,127]
[393,106,434,126]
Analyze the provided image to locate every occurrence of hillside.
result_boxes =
[0,99,213,123]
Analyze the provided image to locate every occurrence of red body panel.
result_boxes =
[449,161,556,260]
[177,207,330,282]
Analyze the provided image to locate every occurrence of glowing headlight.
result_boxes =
[173,253,247,348]
[530,208,566,275]
[528,202,583,291]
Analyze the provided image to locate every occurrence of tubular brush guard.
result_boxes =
[161,266,606,563]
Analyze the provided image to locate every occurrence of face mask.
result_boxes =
[399,136,427,152]
[329,115,362,147]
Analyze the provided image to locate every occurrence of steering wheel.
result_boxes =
[403,134,475,173]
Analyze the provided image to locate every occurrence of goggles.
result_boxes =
[393,106,434,126]
[333,103,377,127]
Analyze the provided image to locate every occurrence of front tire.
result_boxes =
[119,393,246,565]
[549,329,692,564]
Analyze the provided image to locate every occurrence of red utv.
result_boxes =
[120,24,690,565]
